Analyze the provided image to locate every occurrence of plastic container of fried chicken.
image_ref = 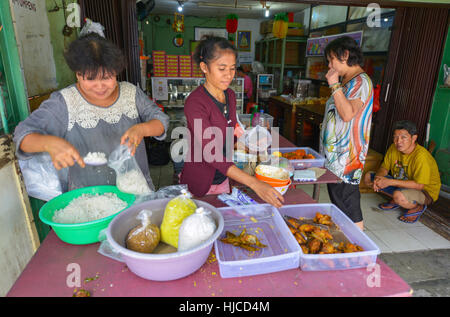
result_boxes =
[278,204,380,271]
[214,204,301,278]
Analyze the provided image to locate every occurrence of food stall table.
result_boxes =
[7,188,412,298]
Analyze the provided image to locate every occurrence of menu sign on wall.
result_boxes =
[306,31,363,57]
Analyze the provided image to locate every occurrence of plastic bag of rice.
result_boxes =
[52,193,128,224]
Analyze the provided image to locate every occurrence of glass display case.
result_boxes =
[151,77,244,141]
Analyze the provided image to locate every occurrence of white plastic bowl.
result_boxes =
[273,179,292,195]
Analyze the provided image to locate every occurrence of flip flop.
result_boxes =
[378,202,400,211]
[398,205,427,223]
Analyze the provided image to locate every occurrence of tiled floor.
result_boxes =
[150,162,450,254]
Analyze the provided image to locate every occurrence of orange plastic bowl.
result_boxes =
[255,172,290,186]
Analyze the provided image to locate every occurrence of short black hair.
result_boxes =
[324,36,364,67]
[393,120,418,136]
[64,33,126,79]
[193,35,237,66]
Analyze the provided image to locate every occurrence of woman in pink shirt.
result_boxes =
[180,36,283,208]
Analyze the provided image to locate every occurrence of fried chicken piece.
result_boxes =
[313,212,334,226]
[310,227,333,243]
[220,229,267,251]
[294,232,307,244]
[287,218,300,229]
[301,245,309,254]
[306,238,322,254]
[299,224,316,233]
[319,242,336,254]
[342,242,364,253]
[336,242,363,253]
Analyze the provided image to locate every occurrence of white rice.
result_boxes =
[52,192,128,224]
[116,170,152,195]
[84,152,107,165]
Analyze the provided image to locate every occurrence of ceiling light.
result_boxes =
[177,1,184,12]
[197,2,253,10]
[265,8,270,17]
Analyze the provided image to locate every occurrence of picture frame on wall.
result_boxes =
[237,31,251,51]
[194,27,228,41]
[190,40,200,55]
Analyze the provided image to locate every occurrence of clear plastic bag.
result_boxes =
[160,189,197,248]
[126,209,160,253]
[239,125,272,152]
[444,64,450,87]
[79,18,105,38]
[108,144,152,196]
[18,152,67,201]
[178,207,216,252]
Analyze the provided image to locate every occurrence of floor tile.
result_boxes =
[402,227,450,250]
[370,228,429,253]
[364,230,393,253]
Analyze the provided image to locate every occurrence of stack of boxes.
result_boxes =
[151,51,204,78]
[179,55,192,77]
[152,51,166,77]
[165,55,179,77]
[192,59,203,77]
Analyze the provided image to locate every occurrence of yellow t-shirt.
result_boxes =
[381,144,441,201]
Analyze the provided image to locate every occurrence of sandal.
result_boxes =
[398,205,427,223]
[378,201,400,211]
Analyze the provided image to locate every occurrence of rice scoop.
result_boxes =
[126,209,160,253]
[178,207,217,252]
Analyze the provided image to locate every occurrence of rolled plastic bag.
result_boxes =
[160,189,197,248]
[178,207,216,252]
[108,144,152,196]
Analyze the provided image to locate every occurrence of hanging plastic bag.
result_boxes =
[18,152,65,201]
[240,125,273,153]
[178,207,217,252]
[160,189,197,248]
[126,209,161,253]
[444,64,450,87]
[79,18,105,38]
[108,144,152,196]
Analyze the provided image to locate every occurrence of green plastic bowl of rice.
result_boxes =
[39,185,136,245]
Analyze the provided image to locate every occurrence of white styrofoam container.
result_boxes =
[214,204,301,278]
[278,204,380,271]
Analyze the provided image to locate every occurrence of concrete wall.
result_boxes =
[0,135,39,296]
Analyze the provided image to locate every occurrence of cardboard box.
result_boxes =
[260,20,274,35]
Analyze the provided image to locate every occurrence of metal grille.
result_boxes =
[79,0,140,85]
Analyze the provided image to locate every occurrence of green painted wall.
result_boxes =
[142,14,227,55]
[428,25,450,186]
[429,25,450,152]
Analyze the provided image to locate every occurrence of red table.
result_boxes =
[7,188,412,298]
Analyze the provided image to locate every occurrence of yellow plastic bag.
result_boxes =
[160,190,197,248]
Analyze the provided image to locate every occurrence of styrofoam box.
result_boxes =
[278,204,380,271]
[214,204,301,278]
[269,147,325,169]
